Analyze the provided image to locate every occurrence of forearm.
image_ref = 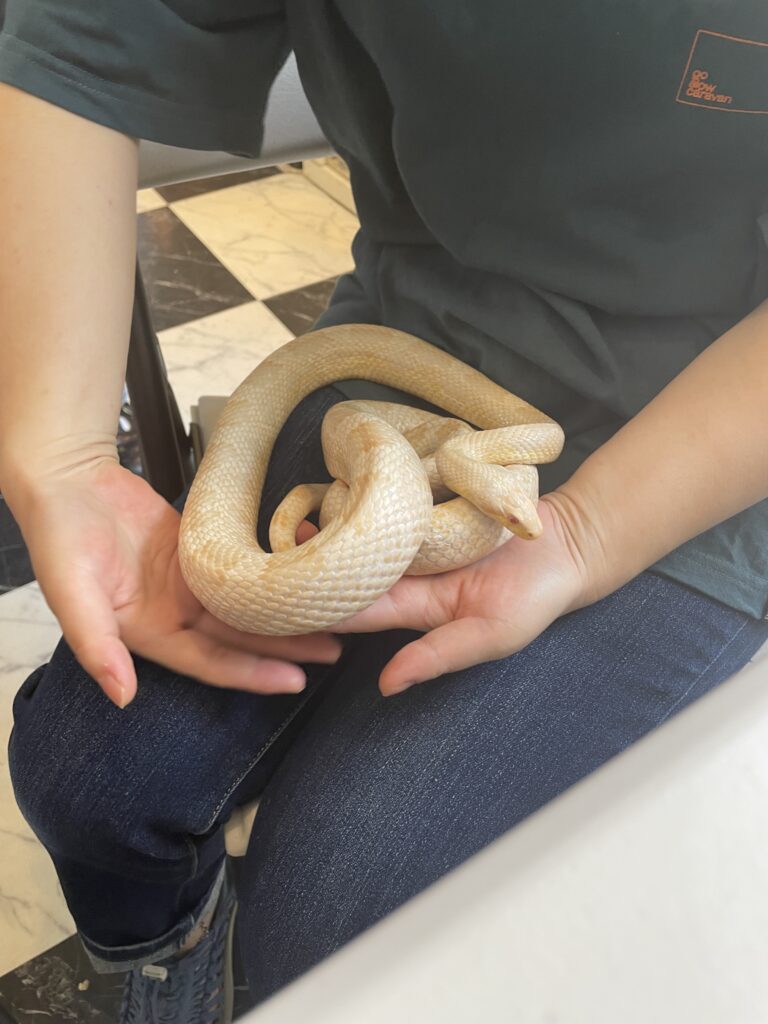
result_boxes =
[0,84,138,514]
[550,298,768,604]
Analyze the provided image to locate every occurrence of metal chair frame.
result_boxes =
[125,264,196,502]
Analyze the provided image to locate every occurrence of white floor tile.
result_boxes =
[136,188,167,214]
[159,300,294,428]
[0,584,74,976]
[170,174,358,300]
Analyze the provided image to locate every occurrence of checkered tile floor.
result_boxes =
[0,161,359,595]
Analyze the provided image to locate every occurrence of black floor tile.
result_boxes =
[0,546,34,591]
[0,935,123,1024]
[0,928,256,1023]
[0,500,33,592]
[0,497,22,547]
[137,208,254,332]
[264,277,339,336]
[156,166,279,204]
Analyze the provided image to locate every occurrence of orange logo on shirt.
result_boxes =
[676,29,768,115]
[683,69,732,106]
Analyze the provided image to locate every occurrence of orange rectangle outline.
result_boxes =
[675,28,768,115]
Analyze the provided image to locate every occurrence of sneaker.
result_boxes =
[119,871,237,1024]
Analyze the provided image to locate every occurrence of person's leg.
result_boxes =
[236,572,768,1003]
[7,385,346,973]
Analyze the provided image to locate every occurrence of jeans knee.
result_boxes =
[9,640,190,870]
[9,641,110,855]
[8,635,299,876]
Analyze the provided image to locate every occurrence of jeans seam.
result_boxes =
[198,686,320,834]
[657,618,751,727]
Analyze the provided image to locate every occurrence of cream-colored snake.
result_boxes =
[178,325,564,635]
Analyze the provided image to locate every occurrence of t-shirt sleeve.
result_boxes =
[0,0,290,156]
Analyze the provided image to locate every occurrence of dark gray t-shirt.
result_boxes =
[2,0,767,617]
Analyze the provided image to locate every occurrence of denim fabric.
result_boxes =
[7,387,768,1003]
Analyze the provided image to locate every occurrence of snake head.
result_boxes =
[475,484,541,539]
[501,501,543,540]
[473,464,542,540]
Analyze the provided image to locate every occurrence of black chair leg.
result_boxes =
[125,263,195,503]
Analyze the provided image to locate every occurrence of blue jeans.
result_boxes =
[8,387,768,1006]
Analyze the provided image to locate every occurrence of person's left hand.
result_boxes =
[330,494,596,696]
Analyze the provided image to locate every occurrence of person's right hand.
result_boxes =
[15,457,342,708]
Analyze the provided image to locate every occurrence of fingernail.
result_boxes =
[385,679,419,697]
[105,674,131,709]
[116,688,132,709]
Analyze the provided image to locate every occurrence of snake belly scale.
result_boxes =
[178,325,565,635]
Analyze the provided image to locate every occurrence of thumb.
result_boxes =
[331,577,438,634]
[42,571,137,708]
[380,617,510,696]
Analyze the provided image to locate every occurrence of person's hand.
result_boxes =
[16,458,342,708]
[331,494,597,696]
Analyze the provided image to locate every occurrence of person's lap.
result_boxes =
[7,384,768,1003]
[235,575,768,1001]
[10,566,766,1001]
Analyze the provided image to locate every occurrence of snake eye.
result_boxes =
[508,515,520,525]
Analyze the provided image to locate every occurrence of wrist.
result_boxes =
[539,486,616,611]
[0,432,119,521]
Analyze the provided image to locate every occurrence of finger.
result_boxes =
[379,617,510,696]
[296,519,319,544]
[330,577,445,634]
[196,612,342,663]
[139,630,308,694]
[42,571,137,709]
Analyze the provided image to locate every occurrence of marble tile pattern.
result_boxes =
[0,584,73,978]
[0,935,124,1023]
[0,923,256,1023]
[158,300,294,429]
[264,276,339,337]
[170,172,358,300]
[137,207,254,332]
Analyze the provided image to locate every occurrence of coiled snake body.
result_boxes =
[178,325,564,635]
